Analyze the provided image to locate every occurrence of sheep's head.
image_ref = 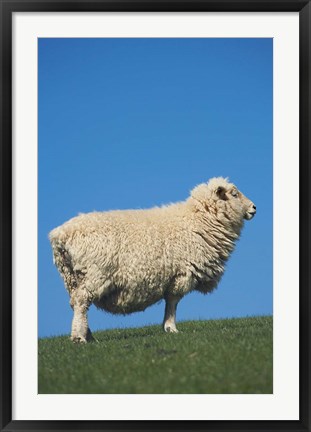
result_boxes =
[191,177,256,228]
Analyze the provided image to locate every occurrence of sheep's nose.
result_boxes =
[252,204,256,211]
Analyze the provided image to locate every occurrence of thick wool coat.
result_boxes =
[49,177,254,315]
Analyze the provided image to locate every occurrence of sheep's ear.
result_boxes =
[215,186,227,200]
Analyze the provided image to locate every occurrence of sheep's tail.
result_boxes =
[49,228,78,295]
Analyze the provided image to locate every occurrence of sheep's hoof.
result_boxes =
[71,335,88,343]
[71,328,97,343]
[164,326,179,333]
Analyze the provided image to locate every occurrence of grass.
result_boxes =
[38,315,272,394]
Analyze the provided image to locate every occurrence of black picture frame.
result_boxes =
[1,1,310,431]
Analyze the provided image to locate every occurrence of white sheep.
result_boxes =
[49,177,256,342]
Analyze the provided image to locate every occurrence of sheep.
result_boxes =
[49,177,256,343]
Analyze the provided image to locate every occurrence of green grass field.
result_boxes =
[38,316,272,394]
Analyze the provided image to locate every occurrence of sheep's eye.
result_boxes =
[231,190,238,197]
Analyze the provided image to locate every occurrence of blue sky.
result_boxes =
[38,38,272,338]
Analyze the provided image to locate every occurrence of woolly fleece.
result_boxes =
[49,177,256,342]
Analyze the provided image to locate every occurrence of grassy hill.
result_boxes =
[38,316,272,394]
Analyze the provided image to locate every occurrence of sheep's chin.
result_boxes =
[244,211,255,221]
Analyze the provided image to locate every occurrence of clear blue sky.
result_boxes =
[38,38,272,338]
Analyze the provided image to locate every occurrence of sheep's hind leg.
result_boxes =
[163,297,180,333]
[70,292,94,343]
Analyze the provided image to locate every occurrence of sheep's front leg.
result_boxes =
[163,297,180,333]
[70,295,93,343]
